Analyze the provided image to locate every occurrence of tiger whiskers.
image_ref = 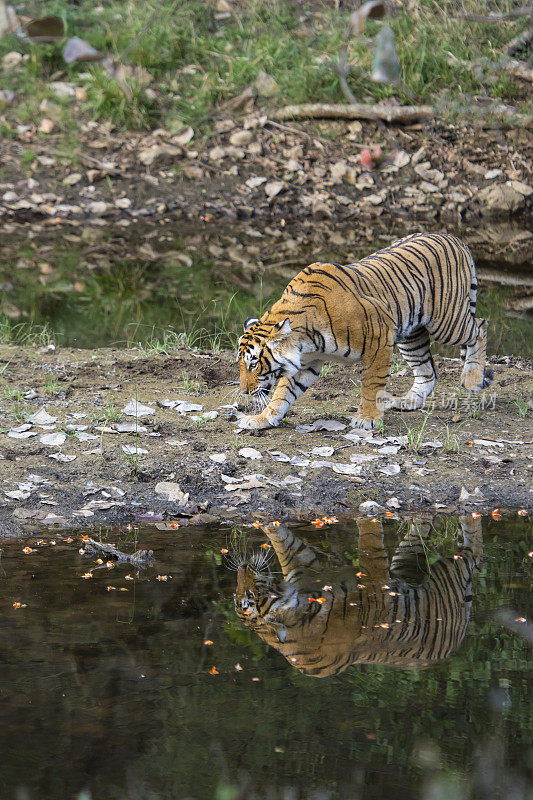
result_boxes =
[224,546,275,574]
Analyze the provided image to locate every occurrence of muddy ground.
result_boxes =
[0,344,531,536]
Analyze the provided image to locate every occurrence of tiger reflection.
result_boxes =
[232,517,482,676]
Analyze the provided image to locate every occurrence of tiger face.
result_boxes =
[237,317,294,398]
[234,564,280,629]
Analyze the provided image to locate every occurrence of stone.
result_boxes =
[477,183,527,215]
[254,69,279,97]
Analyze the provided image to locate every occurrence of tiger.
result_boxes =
[237,232,493,430]
[231,517,483,676]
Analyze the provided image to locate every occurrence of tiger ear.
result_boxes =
[243,317,259,332]
[271,318,292,340]
[273,623,287,644]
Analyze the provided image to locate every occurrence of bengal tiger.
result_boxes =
[237,232,493,430]
[231,517,482,676]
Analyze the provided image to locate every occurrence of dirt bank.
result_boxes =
[0,344,531,536]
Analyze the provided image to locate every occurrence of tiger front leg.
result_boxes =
[351,341,393,431]
[237,362,322,430]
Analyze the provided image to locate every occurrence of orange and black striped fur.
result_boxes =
[237,232,492,430]
[233,517,482,676]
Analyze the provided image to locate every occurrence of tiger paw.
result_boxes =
[236,413,275,430]
[350,413,382,431]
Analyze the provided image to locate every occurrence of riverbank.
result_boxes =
[0,344,531,536]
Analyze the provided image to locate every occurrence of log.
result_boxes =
[458,5,533,22]
[272,102,432,124]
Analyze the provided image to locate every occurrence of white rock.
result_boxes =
[75,431,98,442]
[88,201,108,215]
[2,51,23,68]
[50,81,76,98]
[246,176,267,189]
[139,144,181,166]
[230,129,253,146]
[63,173,82,186]
[155,481,189,504]
[265,181,285,199]
[268,450,291,462]
[209,453,227,463]
[359,500,385,515]
[296,419,347,432]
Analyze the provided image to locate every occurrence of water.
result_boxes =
[0,515,530,800]
[1,220,532,355]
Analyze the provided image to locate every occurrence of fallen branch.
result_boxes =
[83,536,154,567]
[272,102,432,124]
[458,5,533,22]
[447,52,533,83]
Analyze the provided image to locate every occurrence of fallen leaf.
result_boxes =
[121,445,148,455]
[49,452,76,462]
[29,409,57,425]
[296,419,347,432]
[459,486,486,504]
[40,432,66,446]
[379,464,401,476]
[209,453,227,463]
[239,447,262,460]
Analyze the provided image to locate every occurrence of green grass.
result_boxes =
[443,424,461,453]
[403,410,431,452]
[0,0,529,131]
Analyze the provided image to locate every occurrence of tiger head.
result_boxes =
[232,553,288,643]
[237,316,296,397]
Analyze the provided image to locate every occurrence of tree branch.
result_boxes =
[272,102,432,124]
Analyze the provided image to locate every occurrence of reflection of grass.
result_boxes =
[0,316,57,347]
[1,235,531,356]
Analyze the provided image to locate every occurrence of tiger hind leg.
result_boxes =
[386,328,436,412]
[460,318,493,392]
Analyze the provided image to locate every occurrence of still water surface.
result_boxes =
[1,220,532,355]
[0,515,530,799]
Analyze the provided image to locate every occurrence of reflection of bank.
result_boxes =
[233,517,483,676]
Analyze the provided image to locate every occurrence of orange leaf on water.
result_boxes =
[209,666,219,675]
